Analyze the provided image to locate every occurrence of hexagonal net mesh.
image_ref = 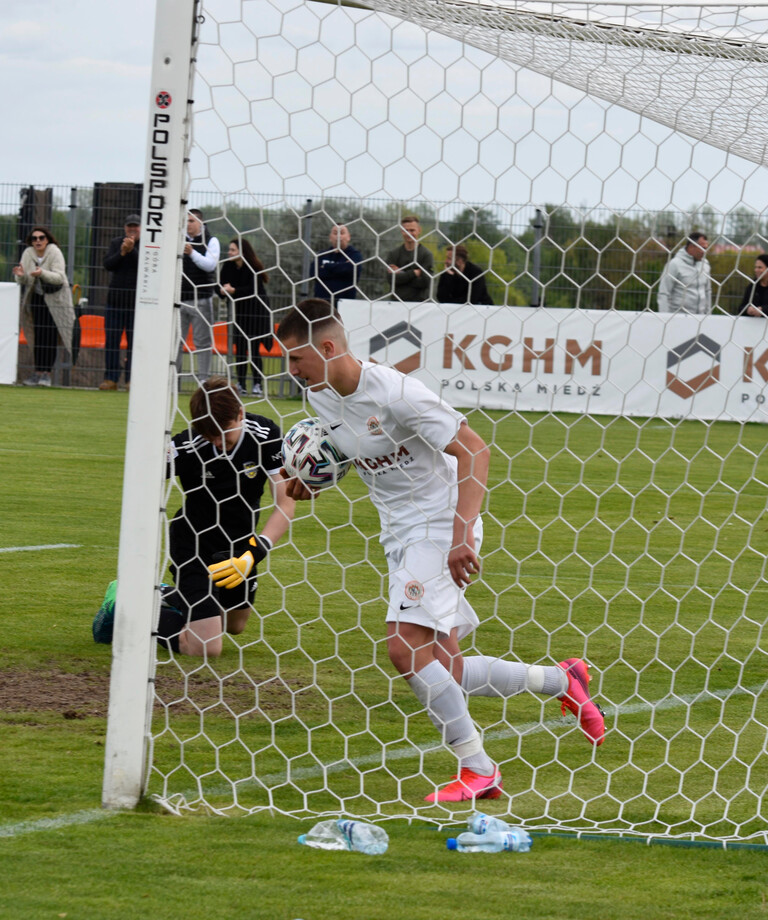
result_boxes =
[146,0,768,841]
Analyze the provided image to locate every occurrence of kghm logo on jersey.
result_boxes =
[354,444,412,473]
[404,580,425,602]
[366,416,383,435]
[242,461,258,479]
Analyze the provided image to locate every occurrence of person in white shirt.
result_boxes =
[177,209,221,382]
[657,232,712,314]
[270,298,605,803]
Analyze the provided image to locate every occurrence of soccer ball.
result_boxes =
[281,417,351,489]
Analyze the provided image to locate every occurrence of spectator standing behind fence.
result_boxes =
[100,214,141,391]
[657,232,712,315]
[177,209,220,383]
[13,227,74,387]
[386,215,434,302]
[314,225,363,309]
[737,253,768,317]
[437,244,494,306]
[219,238,272,398]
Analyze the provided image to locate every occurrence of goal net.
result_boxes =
[104,0,768,843]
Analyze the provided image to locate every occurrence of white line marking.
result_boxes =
[6,685,764,831]
[5,683,763,830]
[0,809,113,839]
[0,543,81,554]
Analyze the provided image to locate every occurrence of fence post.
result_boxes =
[531,208,544,307]
[300,198,313,297]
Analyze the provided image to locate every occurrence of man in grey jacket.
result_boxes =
[657,232,712,314]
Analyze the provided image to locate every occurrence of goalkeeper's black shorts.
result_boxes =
[170,531,258,621]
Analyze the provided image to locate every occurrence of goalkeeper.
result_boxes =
[276,299,605,803]
[162,377,294,656]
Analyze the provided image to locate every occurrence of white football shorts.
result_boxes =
[384,518,483,639]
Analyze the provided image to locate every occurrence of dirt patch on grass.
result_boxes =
[0,667,302,721]
[0,668,110,718]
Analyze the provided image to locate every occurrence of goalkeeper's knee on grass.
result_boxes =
[155,587,188,653]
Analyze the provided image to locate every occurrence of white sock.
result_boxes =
[407,659,495,776]
[461,656,568,698]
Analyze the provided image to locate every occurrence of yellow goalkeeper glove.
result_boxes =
[207,535,272,589]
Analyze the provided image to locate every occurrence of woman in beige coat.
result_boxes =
[13,227,75,386]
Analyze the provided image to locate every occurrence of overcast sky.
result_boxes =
[1,0,155,188]
[2,0,765,225]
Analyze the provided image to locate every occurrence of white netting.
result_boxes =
[140,1,768,841]
[366,1,768,168]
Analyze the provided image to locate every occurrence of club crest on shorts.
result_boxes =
[366,416,383,435]
[242,461,258,479]
[404,580,425,602]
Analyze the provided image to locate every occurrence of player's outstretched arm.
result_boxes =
[260,471,296,544]
[208,473,296,588]
[444,422,490,588]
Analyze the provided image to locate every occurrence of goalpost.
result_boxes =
[104,0,768,843]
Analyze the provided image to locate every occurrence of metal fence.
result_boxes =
[1,182,761,389]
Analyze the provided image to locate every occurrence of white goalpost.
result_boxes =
[101,0,199,808]
[103,0,768,844]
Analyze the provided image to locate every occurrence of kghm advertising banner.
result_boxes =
[340,301,768,423]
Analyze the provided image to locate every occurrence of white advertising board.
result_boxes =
[0,282,19,385]
[339,301,768,423]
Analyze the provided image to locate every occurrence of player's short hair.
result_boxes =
[277,298,344,346]
[687,231,707,246]
[401,214,420,225]
[450,244,469,261]
[756,253,768,268]
[188,208,205,221]
[190,376,242,440]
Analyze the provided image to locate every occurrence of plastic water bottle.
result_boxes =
[298,819,389,854]
[446,829,532,853]
[467,811,513,834]
[337,819,389,855]
[297,819,349,851]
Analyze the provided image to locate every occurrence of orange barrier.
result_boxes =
[18,314,127,349]
[184,322,283,357]
[19,317,282,358]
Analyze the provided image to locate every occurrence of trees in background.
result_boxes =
[1,187,764,314]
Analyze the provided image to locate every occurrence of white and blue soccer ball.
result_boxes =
[281,417,351,489]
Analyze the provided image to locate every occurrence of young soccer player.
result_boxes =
[165,377,294,656]
[266,298,604,803]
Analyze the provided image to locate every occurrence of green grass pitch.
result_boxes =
[2,386,768,919]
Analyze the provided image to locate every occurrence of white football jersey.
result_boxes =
[308,362,465,550]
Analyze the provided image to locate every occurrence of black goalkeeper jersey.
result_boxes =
[168,412,283,549]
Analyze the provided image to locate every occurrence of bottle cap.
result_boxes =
[446,838,458,850]
[297,834,307,844]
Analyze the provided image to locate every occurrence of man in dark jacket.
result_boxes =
[314,225,363,308]
[100,214,141,390]
[738,253,768,317]
[437,244,494,306]
[386,215,434,302]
